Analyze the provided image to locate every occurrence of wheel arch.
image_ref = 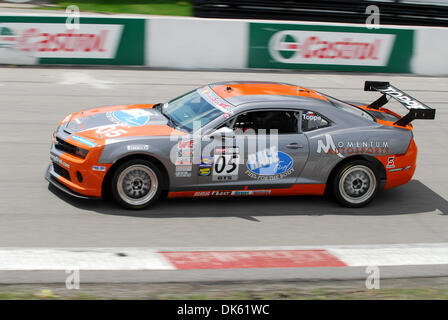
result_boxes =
[324,154,387,195]
[101,153,170,199]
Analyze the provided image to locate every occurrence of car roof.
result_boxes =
[209,81,331,107]
[205,81,376,129]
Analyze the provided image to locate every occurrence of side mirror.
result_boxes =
[208,127,235,139]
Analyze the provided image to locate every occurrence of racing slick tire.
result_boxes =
[111,159,163,210]
[332,160,380,208]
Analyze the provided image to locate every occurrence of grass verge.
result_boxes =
[0,287,447,300]
[43,0,192,16]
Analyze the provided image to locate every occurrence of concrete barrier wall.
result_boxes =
[411,27,448,75]
[1,14,447,75]
[146,17,247,69]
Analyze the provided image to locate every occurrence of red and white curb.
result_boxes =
[0,243,447,270]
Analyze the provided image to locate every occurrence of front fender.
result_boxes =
[98,137,172,167]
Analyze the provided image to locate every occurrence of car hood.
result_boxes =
[61,104,186,142]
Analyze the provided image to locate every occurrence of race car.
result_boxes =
[46,81,435,209]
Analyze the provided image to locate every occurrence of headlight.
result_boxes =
[54,137,89,159]
[74,146,89,159]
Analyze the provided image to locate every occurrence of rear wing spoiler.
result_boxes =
[364,81,436,126]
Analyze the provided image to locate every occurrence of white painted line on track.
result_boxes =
[0,248,175,271]
[329,247,448,267]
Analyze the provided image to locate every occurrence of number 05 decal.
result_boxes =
[96,125,128,138]
[212,154,239,181]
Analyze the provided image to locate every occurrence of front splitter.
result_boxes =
[45,164,100,200]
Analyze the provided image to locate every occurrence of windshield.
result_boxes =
[163,87,229,133]
[323,94,374,121]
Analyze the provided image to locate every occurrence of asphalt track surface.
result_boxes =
[0,67,447,283]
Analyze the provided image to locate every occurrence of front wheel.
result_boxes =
[111,159,163,210]
[332,160,380,208]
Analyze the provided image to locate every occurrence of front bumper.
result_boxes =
[48,130,112,198]
[45,164,100,200]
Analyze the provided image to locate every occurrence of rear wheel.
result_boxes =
[332,160,379,208]
[111,159,163,210]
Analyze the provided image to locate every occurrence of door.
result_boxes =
[196,109,309,190]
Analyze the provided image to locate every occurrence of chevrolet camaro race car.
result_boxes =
[46,81,435,209]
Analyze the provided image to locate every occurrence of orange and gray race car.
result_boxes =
[46,81,435,209]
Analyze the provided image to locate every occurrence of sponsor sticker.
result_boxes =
[231,190,251,196]
[107,109,150,127]
[70,135,96,147]
[194,191,210,197]
[246,146,294,180]
[92,165,106,172]
[176,165,192,172]
[212,153,240,181]
[387,156,395,168]
[317,134,390,158]
[303,111,322,121]
[192,190,272,197]
[380,86,426,109]
[175,171,191,178]
[198,167,211,176]
[198,156,213,176]
[200,156,213,167]
[50,154,70,169]
[252,190,272,196]
[175,139,194,165]
[198,87,234,113]
[175,157,192,165]
[215,146,239,155]
[178,149,193,157]
[127,144,149,151]
[231,190,271,196]
[210,191,231,196]
[95,125,128,138]
[178,139,194,149]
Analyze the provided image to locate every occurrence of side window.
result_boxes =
[301,110,329,132]
[225,111,299,134]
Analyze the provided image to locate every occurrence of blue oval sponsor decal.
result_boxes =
[247,148,293,176]
[112,109,150,126]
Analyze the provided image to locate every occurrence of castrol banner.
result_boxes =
[248,22,414,73]
[0,16,144,65]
